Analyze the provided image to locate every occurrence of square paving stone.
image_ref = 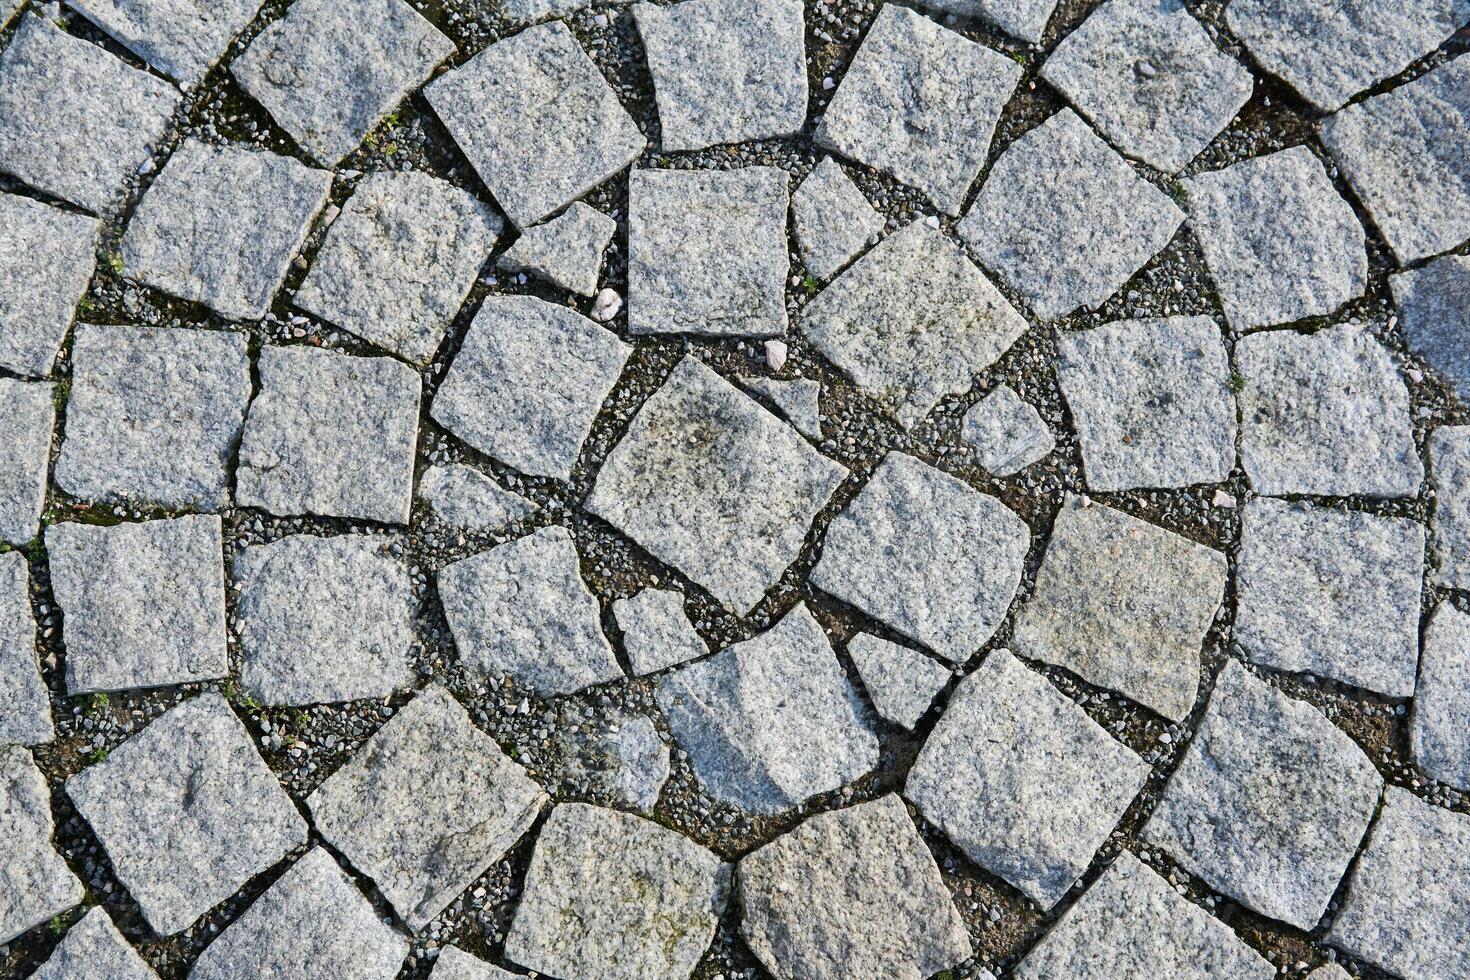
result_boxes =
[1412,603,1470,790]
[505,803,728,980]
[294,172,502,365]
[1326,787,1470,978]
[307,685,547,931]
[232,0,453,166]
[65,0,266,84]
[905,649,1150,909]
[0,552,52,747]
[1236,323,1422,498]
[1141,661,1381,930]
[1040,0,1252,174]
[811,452,1029,663]
[0,192,100,378]
[1014,852,1273,980]
[1183,147,1367,330]
[0,378,54,545]
[425,21,645,228]
[801,220,1027,429]
[55,325,251,511]
[233,533,415,706]
[1227,0,1470,113]
[31,907,156,980]
[191,848,407,980]
[47,515,227,695]
[431,295,630,480]
[738,795,970,980]
[1391,253,1470,404]
[635,0,806,152]
[656,603,878,813]
[1320,57,1470,265]
[438,526,623,697]
[791,157,883,282]
[1236,499,1423,697]
[1431,425,1470,589]
[237,345,421,525]
[627,167,789,337]
[962,384,1054,476]
[817,5,1021,216]
[0,745,83,945]
[848,633,950,731]
[496,201,614,298]
[418,463,537,534]
[1013,496,1226,723]
[65,693,308,936]
[1055,316,1235,490]
[613,587,709,676]
[960,109,1184,320]
[121,140,332,321]
[586,356,847,614]
[0,15,179,214]
[912,0,1060,43]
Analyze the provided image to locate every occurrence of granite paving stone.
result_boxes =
[438,526,623,696]
[1014,852,1274,980]
[0,745,82,945]
[0,552,53,747]
[190,848,407,980]
[961,385,1054,476]
[0,14,180,214]
[418,463,537,533]
[496,201,615,298]
[425,21,645,228]
[1320,56,1470,264]
[294,171,502,366]
[847,633,950,730]
[1040,0,1252,173]
[550,711,671,813]
[741,377,822,440]
[122,140,332,321]
[1141,661,1381,930]
[431,295,630,480]
[1235,498,1422,697]
[307,686,547,932]
[1410,603,1470,789]
[231,0,454,166]
[791,158,883,281]
[65,693,308,935]
[1236,323,1421,498]
[1305,966,1353,980]
[1013,496,1226,723]
[237,345,421,524]
[65,0,266,84]
[627,166,789,337]
[55,324,250,511]
[586,357,846,614]
[1326,786,1470,978]
[0,378,54,546]
[655,603,878,813]
[431,947,518,980]
[47,515,227,694]
[959,109,1185,320]
[817,5,1022,215]
[1183,147,1367,330]
[801,221,1027,429]
[1391,254,1470,403]
[1055,316,1235,490]
[811,452,1029,663]
[613,587,709,676]
[911,0,1059,43]
[0,192,99,378]
[504,803,728,980]
[905,649,1151,908]
[739,794,970,980]
[31,907,157,980]
[1430,425,1470,588]
[635,0,807,152]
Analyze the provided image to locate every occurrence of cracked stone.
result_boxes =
[961,384,1055,476]
[307,686,547,932]
[294,171,502,366]
[438,526,623,697]
[496,201,615,298]
[817,5,1022,215]
[1431,425,1470,589]
[906,649,1150,909]
[801,221,1027,429]
[47,515,227,695]
[0,552,52,747]
[0,378,54,546]
[959,109,1184,320]
[1391,254,1470,403]
[847,633,950,731]
[1141,661,1381,930]
[31,907,157,980]
[613,587,709,677]
[65,0,265,84]
[1412,603,1470,790]
[418,463,537,534]
[55,324,250,511]
[740,377,822,440]
[791,157,883,281]
[431,295,629,480]
[0,745,82,945]
[811,452,1029,663]
[65,693,308,936]
[1013,496,1227,723]
[656,603,878,813]
[0,191,99,378]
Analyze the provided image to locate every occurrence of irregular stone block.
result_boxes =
[1431,425,1470,588]
[847,634,949,731]
[1391,254,1470,403]
[431,947,518,980]
[741,377,822,440]
[613,587,708,677]
[66,0,265,84]
[0,378,54,545]
[962,384,1054,476]
[418,463,536,533]
[550,712,670,813]
[0,745,82,944]
[1411,603,1470,789]
[497,201,614,297]
[791,158,882,281]
[911,0,1059,43]
[0,552,52,747]
[0,192,99,378]
[31,907,157,980]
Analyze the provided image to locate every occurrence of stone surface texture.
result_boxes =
[1391,254,1470,403]
[65,0,265,84]
[741,377,822,440]
[912,0,1059,43]
[31,907,158,980]
[847,633,950,730]
[1411,602,1470,789]
[791,157,883,281]
[418,463,536,533]
[0,378,54,546]
[0,745,82,945]
[961,384,1054,476]
[0,552,52,747]
[497,201,615,297]
[1431,425,1470,588]
[613,587,709,676]
[551,712,671,813]
[431,947,519,980]
[0,192,99,378]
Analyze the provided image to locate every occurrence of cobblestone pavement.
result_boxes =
[1,0,1468,978]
